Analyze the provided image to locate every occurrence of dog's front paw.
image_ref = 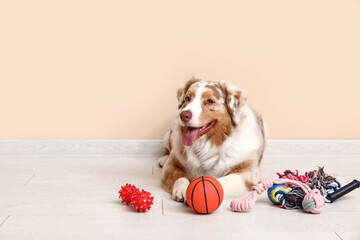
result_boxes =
[171,178,190,202]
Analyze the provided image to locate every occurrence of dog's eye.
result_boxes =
[185,96,191,102]
[207,99,214,104]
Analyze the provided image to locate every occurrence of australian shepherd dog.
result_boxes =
[158,77,266,202]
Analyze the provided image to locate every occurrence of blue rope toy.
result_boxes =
[267,167,359,211]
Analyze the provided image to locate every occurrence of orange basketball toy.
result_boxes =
[186,176,224,214]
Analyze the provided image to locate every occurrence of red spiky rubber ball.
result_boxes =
[119,184,139,205]
[186,176,224,214]
[131,190,154,212]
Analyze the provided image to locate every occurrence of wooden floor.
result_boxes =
[0,147,359,239]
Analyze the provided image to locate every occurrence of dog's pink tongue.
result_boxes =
[182,127,201,146]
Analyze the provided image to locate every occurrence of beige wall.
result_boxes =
[1,1,359,139]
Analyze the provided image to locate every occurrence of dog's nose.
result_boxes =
[180,110,192,123]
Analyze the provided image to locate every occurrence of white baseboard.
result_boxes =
[265,139,360,157]
[0,139,359,158]
[0,139,163,158]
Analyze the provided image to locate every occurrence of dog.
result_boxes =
[158,77,266,202]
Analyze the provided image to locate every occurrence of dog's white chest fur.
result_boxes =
[184,105,262,180]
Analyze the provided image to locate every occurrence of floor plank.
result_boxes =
[0,215,343,240]
[336,232,360,240]
[0,216,9,228]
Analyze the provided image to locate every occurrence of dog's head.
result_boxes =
[177,77,246,147]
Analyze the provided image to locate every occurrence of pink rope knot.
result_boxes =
[230,178,277,212]
[252,178,274,194]
[302,189,324,214]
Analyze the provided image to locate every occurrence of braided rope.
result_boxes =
[230,178,275,212]
[231,177,325,214]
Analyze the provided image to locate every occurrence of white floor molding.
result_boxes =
[0,139,359,157]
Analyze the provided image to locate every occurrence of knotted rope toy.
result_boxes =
[230,178,325,214]
[277,167,342,207]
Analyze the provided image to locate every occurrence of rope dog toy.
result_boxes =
[230,178,325,214]
[276,167,341,206]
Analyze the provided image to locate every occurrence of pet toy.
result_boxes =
[119,183,139,205]
[186,176,224,214]
[327,179,360,202]
[231,167,359,214]
[266,179,360,209]
[231,178,325,214]
[267,184,290,205]
[277,170,309,185]
[131,189,154,212]
[118,183,154,212]
[267,167,341,209]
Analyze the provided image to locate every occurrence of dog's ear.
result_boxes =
[177,87,186,109]
[177,87,185,103]
[177,77,201,109]
[218,81,247,126]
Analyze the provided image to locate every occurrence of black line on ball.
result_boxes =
[201,176,209,214]
[191,179,202,214]
[204,179,221,208]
